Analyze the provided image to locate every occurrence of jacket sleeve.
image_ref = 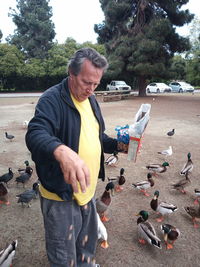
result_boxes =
[25,94,63,164]
[102,132,118,153]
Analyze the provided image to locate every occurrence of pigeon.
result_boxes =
[0,168,14,185]
[15,168,33,188]
[5,132,15,141]
[157,146,172,156]
[0,240,18,267]
[16,182,39,207]
[0,182,10,205]
[167,129,175,137]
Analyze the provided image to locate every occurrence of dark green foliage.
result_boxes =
[7,0,55,59]
[0,30,2,42]
[95,0,194,96]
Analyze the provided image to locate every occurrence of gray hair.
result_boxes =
[68,47,108,76]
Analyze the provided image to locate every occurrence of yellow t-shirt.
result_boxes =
[40,94,101,206]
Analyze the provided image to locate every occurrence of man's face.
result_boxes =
[69,59,104,102]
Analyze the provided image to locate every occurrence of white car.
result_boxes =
[106,81,131,91]
[169,82,194,93]
[146,83,172,93]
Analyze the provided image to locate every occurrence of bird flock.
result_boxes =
[1,129,39,266]
[96,128,199,254]
[1,123,199,265]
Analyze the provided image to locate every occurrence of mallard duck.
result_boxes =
[161,224,180,250]
[132,173,154,197]
[97,212,109,249]
[16,182,39,207]
[136,210,161,249]
[108,168,125,192]
[0,240,18,267]
[18,160,33,175]
[194,189,200,205]
[157,146,172,156]
[146,162,169,177]
[15,168,33,188]
[5,132,15,141]
[171,171,191,194]
[167,129,175,137]
[180,152,193,175]
[0,182,10,205]
[96,182,114,222]
[184,201,200,228]
[0,168,14,185]
[105,151,118,166]
[150,190,178,222]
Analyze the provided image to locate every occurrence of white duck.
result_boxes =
[0,240,18,267]
[97,212,109,249]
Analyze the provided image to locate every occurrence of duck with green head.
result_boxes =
[180,152,193,175]
[146,162,169,177]
[161,224,180,250]
[136,210,161,249]
[150,190,178,222]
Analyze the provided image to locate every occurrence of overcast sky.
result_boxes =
[0,0,199,44]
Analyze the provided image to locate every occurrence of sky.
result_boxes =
[0,0,199,44]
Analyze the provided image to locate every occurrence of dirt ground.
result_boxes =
[0,93,200,267]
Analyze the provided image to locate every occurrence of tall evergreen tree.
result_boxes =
[7,0,55,59]
[0,30,2,42]
[95,0,194,96]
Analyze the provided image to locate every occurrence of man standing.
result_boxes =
[26,47,126,266]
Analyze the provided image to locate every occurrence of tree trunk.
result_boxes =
[138,76,147,97]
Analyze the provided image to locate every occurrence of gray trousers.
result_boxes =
[40,195,98,267]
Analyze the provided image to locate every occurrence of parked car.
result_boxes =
[146,83,172,93]
[106,80,131,91]
[169,82,194,93]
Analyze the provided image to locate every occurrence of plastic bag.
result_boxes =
[127,104,151,162]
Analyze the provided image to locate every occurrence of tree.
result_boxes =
[0,30,2,42]
[169,55,186,81]
[7,0,55,59]
[95,0,194,96]
[185,17,200,86]
[0,43,25,89]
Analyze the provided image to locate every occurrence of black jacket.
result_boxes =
[26,78,118,200]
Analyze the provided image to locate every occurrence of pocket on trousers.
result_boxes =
[46,238,68,265]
